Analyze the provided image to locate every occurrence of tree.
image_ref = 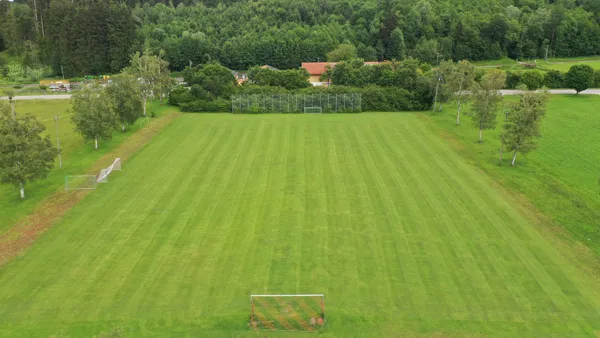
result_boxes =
[565,64,595,94]
[105,75,143,132]
[433,60,455,112]
[248,66,310,90]
[71,84,117,150]
[3,89,16,117]
[326,43,357,62]
[544,70,564,89]
[184,62,237,98]
[0,104,58,199]
[445,60,476,125]
[387,28,406,60]
[471,70,506,143]
[503,88,549,166]
[520,71,544,90]
[126,48,171,116]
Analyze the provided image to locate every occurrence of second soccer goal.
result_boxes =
[303,107,323,114]
[249,294,325,332]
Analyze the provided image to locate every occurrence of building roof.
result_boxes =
[301,62,336,76]
[301,61,384,75]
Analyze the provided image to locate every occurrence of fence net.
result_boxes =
[232,93,361,113]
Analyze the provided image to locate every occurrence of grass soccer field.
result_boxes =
[1,113,600,337]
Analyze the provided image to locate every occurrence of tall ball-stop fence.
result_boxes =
[231,93,361,114]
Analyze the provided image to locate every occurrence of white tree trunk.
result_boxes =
[20,182,25,200]
[456,100,461,125]
[479,128,483,143]
[511,150,518,167]
[95,138,98,150]
[122,123,126,132]
[143,95,147,116]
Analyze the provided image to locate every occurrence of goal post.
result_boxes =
[96,158,121,183]
[65,175,98,190]
[249,294,325,332]
[303,107,323,114]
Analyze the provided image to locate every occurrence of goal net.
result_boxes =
[303,107,323,114]
[65,175,98,190]
[97,158,122,183]
[249,294,325,332]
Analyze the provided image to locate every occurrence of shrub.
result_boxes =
[544,70,564,89]
[360,85,413,111]
[39,85,48,91]
[519,71,544,90]
[565,64,595,93]
[12,84,23,89]
[594,70,600,88]
[180,97,230,112]
[505,71,522,89]
[168,85,193,106]
[237,84,290,95]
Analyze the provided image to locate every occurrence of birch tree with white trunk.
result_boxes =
[105,74,143,131]
[71,84,117,150]
[503,87,549,167]
[125,47,171,116]
[470,70,506,143]
[446,60,476,125]
[0,103,58,199]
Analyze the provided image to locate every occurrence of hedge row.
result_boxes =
[170,84,433,113]
[505,69,600,90]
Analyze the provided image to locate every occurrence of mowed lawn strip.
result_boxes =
[0,113,599,337]
[0,100,169,235]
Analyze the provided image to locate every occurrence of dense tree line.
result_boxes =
[2,0,600,75]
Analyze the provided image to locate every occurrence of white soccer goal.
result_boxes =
[303,107,323,114]
[65,175,98,190]
[96,158,122,183]
[249,294,325,332]
[139,117,150,128]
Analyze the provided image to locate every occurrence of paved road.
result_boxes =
[0,94,72,101]
[1,89,599,101]
[501,89,600,95]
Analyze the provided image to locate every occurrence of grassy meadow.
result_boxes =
[474,56,600,73]
[1,113,599,337]
[426,95,600,259]
[0,100,165,235]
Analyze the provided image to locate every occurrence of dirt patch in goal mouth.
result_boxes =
[0,111,182,268]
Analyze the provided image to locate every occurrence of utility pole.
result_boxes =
[433,74,441,113]
[54,115,62,169]
[499,111,509,165]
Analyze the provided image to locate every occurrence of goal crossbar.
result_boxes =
[251,294,324,297]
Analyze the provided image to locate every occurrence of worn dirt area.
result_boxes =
[0,112,181,268]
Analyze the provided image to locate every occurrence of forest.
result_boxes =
[1,0,600,76]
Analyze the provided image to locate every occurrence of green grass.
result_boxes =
[0,100,166,235]
[545,60,600,72]
[1,113,599,337]
[473,56,600,73]
[426,95,600,258]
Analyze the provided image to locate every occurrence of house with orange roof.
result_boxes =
[301,61,384,86]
